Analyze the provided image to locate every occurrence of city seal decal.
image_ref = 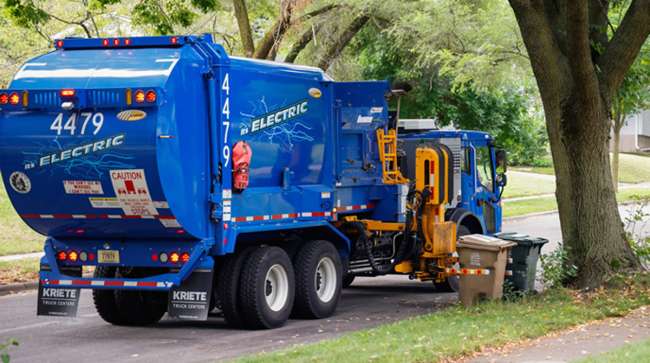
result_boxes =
[117,110,147,122]
[9,171,31,194]
[241,100,309,136]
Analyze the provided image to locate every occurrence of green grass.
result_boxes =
[513,153,650,184]
[574,339,650,363]
[503,171,555,198]
[0,257,39,284]
[238,275,650,363]
[0,180,43,256]
[504,187,650,218]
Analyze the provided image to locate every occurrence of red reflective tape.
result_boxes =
[137,281,157,287]
[311,211,326,217]
[122,215,141,219]
[21,214,40,219]
[72,279,91,285]
[253,216,265,221]
[49,280,60,285]
[104,280,124,287]
[53,213,73,219]
[157,215,175,220]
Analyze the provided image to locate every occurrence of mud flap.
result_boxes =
[167,269,214,320]
[37,284,81,317]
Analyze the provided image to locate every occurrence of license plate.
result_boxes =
[98,250,120,264]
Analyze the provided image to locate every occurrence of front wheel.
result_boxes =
[239,246,295,329]
[292,241,342,319]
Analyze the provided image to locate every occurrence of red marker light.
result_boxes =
[60,89,75,98]
[56,40,63,48]
[170,36,178,44]
[180,252,190,263]
[57,251,67,261]
[88,252,95,261]
[145,90,156,103]
[0,93,8,105]
[113,38,120,46]
[134,89,145,103]
[124,38,131,46]
[102,39,109,47]
[9,93,19,105]
[151,253,159,262]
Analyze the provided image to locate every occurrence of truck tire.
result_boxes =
[93,266,128,325]
[239,246,295,329]
[216,247,255,327]
[92,267,167,326]
[292,241,342,319]
[342,274,355,288]
[433,225,470,292]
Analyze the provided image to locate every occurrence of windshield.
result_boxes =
[476,146,494,192]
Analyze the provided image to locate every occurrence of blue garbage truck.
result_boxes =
[0,35,507,329]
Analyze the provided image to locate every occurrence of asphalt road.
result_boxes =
[1,206,648,363]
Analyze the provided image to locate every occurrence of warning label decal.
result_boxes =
[110,169,157,216]
[63,180,104,195]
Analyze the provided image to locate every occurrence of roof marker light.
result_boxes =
[56,40,63,48]
[170,36,178,44]
[102,39,109,47]
[124,38,132,46]
[9,93,19,105]
[60,89,75,98]
[113,39,120,46]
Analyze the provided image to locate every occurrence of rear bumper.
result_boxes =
[39,238,215,291]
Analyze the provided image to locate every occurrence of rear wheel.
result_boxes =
[433,225,470,292]
[239,246,295,329]
[93,267,167,326]
[215,247,255,327]
[292,241,342,319]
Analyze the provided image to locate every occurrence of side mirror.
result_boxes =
[495,149,507,174]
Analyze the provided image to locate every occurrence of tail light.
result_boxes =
[9,92,19,105]
[57,251,67,261]
[180,252,190,263]
[60,89,76,98]
[79,251,88,262]
[68,250,78,262]
[134,89,145,103]
[169,252,180,263]
[159,252,169,263]
[0,93,7,105]
[145,90,156,103]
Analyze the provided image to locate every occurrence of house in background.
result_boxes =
[611,110,650,153]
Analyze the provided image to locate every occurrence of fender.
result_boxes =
[446,208,485,235]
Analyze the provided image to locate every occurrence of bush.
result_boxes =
[624,200,650,268]
[540,243,577,288]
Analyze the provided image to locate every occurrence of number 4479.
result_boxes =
[50,112,104,136]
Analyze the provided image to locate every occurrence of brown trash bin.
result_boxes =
[456,234,516,307]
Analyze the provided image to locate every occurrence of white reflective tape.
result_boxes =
[91,280,104,286]
[108,215,121,219]
[41,214,55,219]
[141,215,155,219]
[59,280,72,285]
[223,206,231,213]
[282,214,290,218]
[223,214,231,221]
[246,216,254,222]
[156,282,167,287]
[324,211,332,216]
[72,214,86,219]
[223,200,232,206]
[223,189,232,199]
[302,212,312,217]
[263,215,270,221]
[124,281,137,287]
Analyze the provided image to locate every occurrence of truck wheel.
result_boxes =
[92,267,166,325]
[92,266,128,325]
[292,241,342,319]
[342,274,355,288]
[239,246,295,329]
[434,225,470,292]
[216,247,255,327]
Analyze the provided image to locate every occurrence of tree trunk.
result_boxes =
[508,0,648,288]
[253,0,294,60]
[232,0,255,57]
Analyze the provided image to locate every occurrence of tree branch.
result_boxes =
[598,0,650,97]
[285,23,321,63]
[233,0,255,57]
[566,0,599,93]
[253,0,295,59]
[317,15,369,71]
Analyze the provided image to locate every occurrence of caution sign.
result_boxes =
[110,169,157,216]
[37,285,81,317]
[168,269,213,321]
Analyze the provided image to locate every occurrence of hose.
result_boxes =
[348,221,393,275]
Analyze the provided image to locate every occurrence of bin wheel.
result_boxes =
[239,246,295,329]
[434,225,471,292]
[93,267,167,326]
[215,247,255,327]
[292,241,342,319]
[342,274,355,288]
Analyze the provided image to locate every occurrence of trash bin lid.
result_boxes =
[457,234,517,251]
[494,232,549,246]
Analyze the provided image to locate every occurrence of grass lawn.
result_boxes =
[575,338,650,363]
[504,187,650,218]
[238,275,649,363]
[0,257,39,285]
[0,181,43,256]
[513,153,650,184]
[503,171,555,199]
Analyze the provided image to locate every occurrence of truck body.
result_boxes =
[0,35,506,328]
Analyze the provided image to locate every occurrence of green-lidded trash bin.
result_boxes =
[495,232,549,292]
